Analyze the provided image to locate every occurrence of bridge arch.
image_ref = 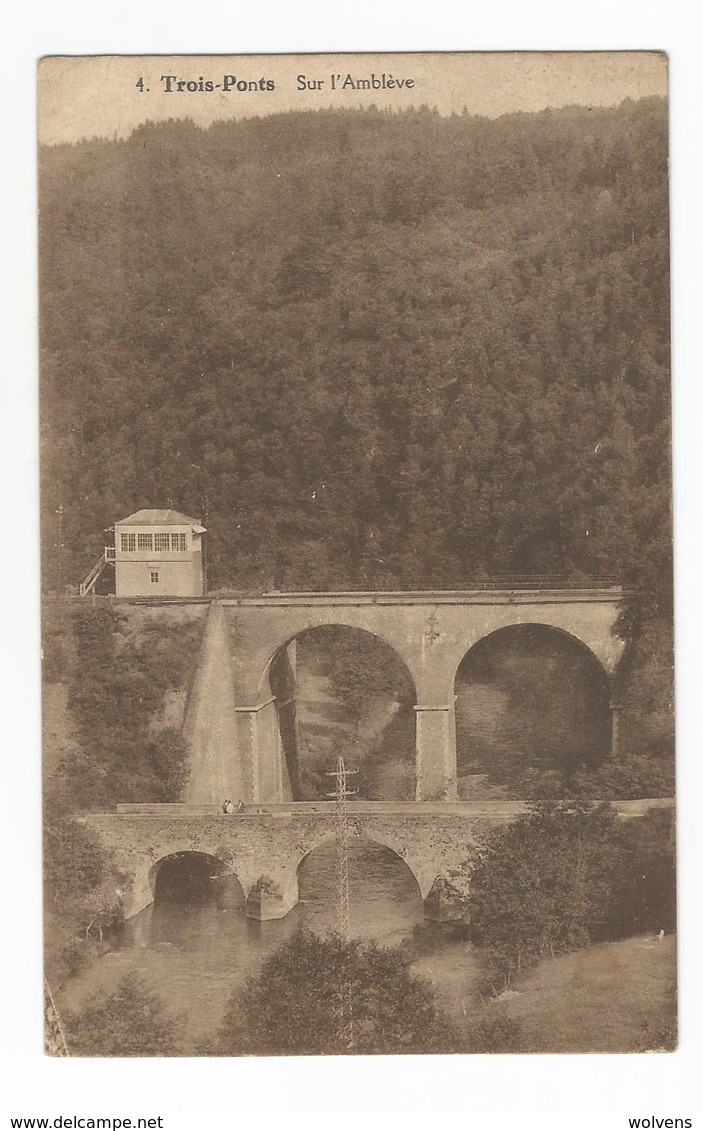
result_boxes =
[121,839,261,917]
[257,620,419,703]
[453,622,613,796]
[294,828,435,900]
[259,623,418,802]
[441,615,616,706]
[191,593,624,803]
[148,850,246,904]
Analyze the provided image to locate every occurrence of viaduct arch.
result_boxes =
[454,621,614,783]
[181,589,625,804]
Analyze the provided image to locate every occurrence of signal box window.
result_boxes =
[138,533,153,551]
[154,534,170,551]
[121,533,136,552]
[171,533,187,551]
[150,571,159,584]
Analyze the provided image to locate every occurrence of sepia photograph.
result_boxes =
[37,51,674,1059]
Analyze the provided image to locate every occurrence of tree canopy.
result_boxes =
[40,98,673,794]
[64,973,184,1056]
[211,927,456,1055]
[40,99,670,611]
[465,801,676,989]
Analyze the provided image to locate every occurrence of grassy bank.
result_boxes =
[415,933,676,1053]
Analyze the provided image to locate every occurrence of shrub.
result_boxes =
[52,606,202,809]
[606,806,676,936]
[570,753,674,800]
[211,928,456,1055]
[319,626,415,716]
[65,973,184,1056]
[43,817,125,986]
[464,1009,525,1053]
[44,816,106,903]
[465,802,675,990]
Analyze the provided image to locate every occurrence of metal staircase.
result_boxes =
[79,546,115,596]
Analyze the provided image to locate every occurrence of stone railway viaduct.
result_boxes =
[183,588,626,804]
[81,586,661,922]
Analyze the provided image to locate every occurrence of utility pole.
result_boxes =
[202,490,209,593]
[55,505,64,596]
[326,755,358,1050]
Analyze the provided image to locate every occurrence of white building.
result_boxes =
[80,508,206,597]
[113,509,206,597]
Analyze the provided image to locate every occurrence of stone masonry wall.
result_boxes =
[82,810,501,918]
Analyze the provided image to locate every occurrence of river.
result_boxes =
[58,651,502,1051]
[59,838,481,1053]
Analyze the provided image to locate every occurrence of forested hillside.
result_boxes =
[39,98,670,607]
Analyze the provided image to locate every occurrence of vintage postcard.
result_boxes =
[38,52,674,1057]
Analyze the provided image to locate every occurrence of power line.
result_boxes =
[326,755,358,1051]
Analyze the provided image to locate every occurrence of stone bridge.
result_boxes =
[81,798,670,923]
[83,587,638,925]
[180,588,626,804]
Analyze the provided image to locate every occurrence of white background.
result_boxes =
[1,0,701,1122]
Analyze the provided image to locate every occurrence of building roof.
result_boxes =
[115,508,204,529]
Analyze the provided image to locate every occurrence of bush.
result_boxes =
[51,606,202,809]
[464,1009,525,1053]
[43,817,125,986]
[44,816,106,902]
[65,973,184,1056]
[211,928,456,1055]
[400,919,467,959]
[505,751,674,802]
[318,626,415,716]
[570,753,674,800]
[465,802,675,989]
[607,806,676,936]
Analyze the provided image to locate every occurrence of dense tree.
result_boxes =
[43,604,205,809]
[41,605,208,981]
[464,801,675,990]
[40,100,670,593]
[40,97,672,778]
[64,973,183,1056]
[43,816,124,984]
[211,928,456,1055]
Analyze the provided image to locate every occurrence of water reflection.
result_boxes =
[298,836,423,943]
[57,836,480,1052]
[58,838,426,1051]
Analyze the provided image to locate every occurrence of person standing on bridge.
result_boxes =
[222,798,235,814]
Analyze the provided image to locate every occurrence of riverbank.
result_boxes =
[416,933,676,1053]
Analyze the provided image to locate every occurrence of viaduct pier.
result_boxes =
[79,585,660,923]
[182,587,626,805]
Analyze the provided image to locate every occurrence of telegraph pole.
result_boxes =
[326,755,358,1050]
[202,490,209,593]
[55,505,64,596]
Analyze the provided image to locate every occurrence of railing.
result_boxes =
[113,798,673,817]
[262,575,623,594]
[78,547,115,596]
